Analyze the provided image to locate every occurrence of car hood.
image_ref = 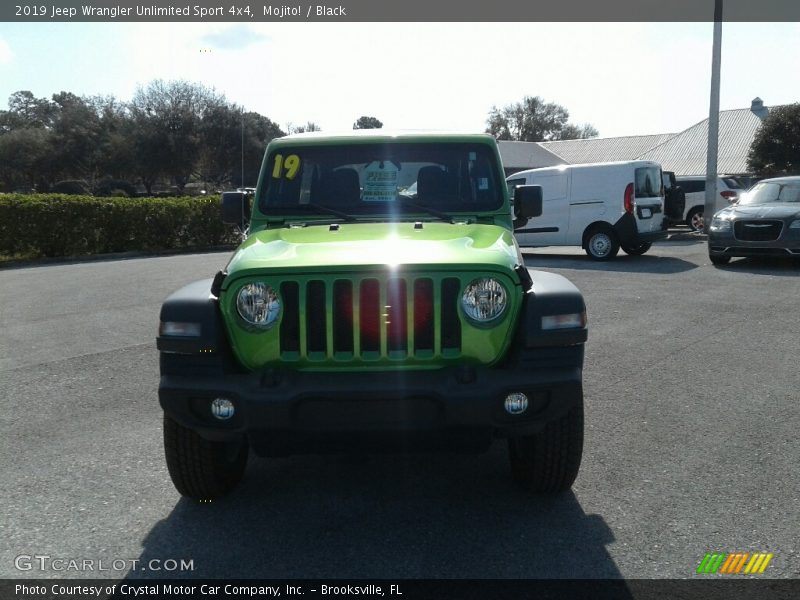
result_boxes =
[222,221,520,284]
[719,203,800,220]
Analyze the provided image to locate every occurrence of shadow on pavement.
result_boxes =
[523,252,698,274]
[130,448,630,584]
[712,256,800,277]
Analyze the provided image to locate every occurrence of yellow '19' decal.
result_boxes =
[271,154,301,180]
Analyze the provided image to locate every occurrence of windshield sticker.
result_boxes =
[362,161,399,202]
[271,154,301,180]
[478,177,489,190]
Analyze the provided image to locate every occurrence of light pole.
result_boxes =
[703,0,723,233]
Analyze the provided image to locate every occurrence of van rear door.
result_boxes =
[633,165,665,233]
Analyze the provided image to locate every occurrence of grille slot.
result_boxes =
[306,280,327,355]
[441,278,462,351]
[279,282,300,353]
[734,220,783,242]
[386,278,408,354]
[333,280,354,354]
[359,279,381,353]
[279,275,464,363]
[414,279,434,352]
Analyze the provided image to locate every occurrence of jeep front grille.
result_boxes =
[279,276,462,362]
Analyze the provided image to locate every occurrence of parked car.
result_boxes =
[731,175,763,191]
[507,161,668,260]
[707,176,800,265]
[157,131,588,499]
[662,171,686,223]
[676,175,745,231]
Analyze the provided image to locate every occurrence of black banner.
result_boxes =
[2,0,800,22]
[2,579,800,600]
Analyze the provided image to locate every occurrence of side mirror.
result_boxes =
[514,185,543,218]
[221,191,251,227]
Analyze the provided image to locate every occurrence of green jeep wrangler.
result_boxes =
[157,131,587,499]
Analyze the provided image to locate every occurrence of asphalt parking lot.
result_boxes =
[1,236,799,580]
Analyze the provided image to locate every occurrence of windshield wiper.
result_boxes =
[295,203,357,221]
[394,197,454,223]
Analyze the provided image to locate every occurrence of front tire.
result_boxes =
[163,414,248,500]
[584,227,620,261]
[687,207,704,232]
[508,404,584,493]
[621,242,652,256]
[709,254,731,265]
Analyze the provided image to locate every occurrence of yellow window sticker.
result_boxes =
[271,154,301,180]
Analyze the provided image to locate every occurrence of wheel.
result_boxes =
[163,414,248,500]
[508,404,584,493]
[686,207,704,232]
[621,242,652,256]
[709,254,731,265]
[584,227,620,260]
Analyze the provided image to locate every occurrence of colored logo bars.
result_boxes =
[696,552,773,574]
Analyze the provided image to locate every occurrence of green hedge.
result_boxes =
[0,194,240,259]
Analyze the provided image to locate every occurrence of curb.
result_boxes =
[0,245,237,270]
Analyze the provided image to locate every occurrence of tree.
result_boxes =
[239,111,284,187]
[91,96,138,182]
[0,127,52,190]
[486,96,598,142]
[2,91,56,130]
[747,103,800,176]
[198,105,284,189]
[353,116,383,130]
[557,123,599,141]
[48,92,104,182]
[287,121,321,134]
[130,80,224,193]
[0,81,289,194]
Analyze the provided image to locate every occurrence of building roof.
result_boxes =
[637,107,770,176]
[497,141,566,170]
[498,98,775,176]
[539,133,676,164]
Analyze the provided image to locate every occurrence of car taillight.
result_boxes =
[624,183,634,214]
[720,190,737,202]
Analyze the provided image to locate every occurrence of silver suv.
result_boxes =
[676,175,744,231]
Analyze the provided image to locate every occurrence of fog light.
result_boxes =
[504,392,529,415]
[211,398,235,420]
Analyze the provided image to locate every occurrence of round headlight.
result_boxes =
[236,282,281,328]
[461,278,507,322]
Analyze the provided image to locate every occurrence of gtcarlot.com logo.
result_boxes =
[696,552,773,575]
[14,555,195,573]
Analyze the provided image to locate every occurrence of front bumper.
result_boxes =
[159,347,583,455]
[708,230,800,258]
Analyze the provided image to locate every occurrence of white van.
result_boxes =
[507,161,668,260]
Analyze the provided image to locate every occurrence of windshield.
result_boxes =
[739,182,800,205]
[259,142,503,218]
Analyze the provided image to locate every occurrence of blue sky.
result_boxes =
[0,22,798,138]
